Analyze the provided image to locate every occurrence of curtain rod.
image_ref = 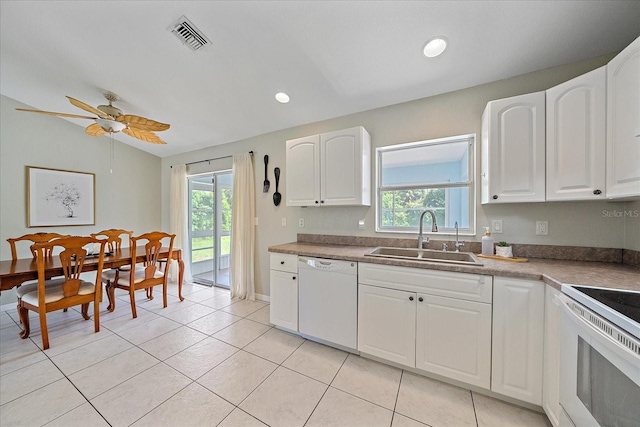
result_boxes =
[171,151,253,168]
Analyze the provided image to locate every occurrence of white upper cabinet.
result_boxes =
[285,134,321,206]
[606,36,640,199]
[546,67,606,200]
[286,126,371,206]
[481,92,546,204]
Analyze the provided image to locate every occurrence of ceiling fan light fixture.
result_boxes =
[97,104,123,117]
[96,118,126,133]
[423,37,447,58]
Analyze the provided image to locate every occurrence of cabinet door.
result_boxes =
[482,92,546,203]
[269,270,298,331]
[546,67,606,200]
[543,286,562,427]
[491,277,545,405]
[320,127,371,206]
[606,36,640,198]
[416,294,492,389]
[285,135,320,206]
[358,284,416,367]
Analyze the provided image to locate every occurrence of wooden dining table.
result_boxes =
[0,247,185,305]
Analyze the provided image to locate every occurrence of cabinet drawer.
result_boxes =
[270,253,298,273]
[359,262,492,303]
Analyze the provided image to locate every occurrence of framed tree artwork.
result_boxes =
[27,166,95,227]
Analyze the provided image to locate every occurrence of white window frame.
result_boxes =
[375,134,476,235]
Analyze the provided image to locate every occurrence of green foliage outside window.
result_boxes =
[381,189,445,228]
[190,186,233,262]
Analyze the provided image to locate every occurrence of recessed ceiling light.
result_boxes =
[423,37,447,58]
[275,92,290,103]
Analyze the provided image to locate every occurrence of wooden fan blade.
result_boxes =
[116,115,170,132]
[15,108,97,120]
[85,123,107,137]
[66,96,114,120]
[122,127,166,144]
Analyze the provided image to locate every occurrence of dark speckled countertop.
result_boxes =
[268,242,640,292]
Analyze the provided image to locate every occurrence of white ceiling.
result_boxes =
[1,1,639,158]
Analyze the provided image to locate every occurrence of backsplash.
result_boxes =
[297,234,639,267]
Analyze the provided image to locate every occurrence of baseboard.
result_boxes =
[255,293,270,303]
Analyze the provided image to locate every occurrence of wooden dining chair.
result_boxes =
[7,232,71,326]
[110,231,175,318]
[90,229,133,311]
[18,236,106,350]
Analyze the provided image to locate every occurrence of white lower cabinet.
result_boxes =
[358,263,493,390]
[491,276,545,405]
[269,254,298,331]
[543,285,562,426]
[416,293,492,389]
[358,284,416,367]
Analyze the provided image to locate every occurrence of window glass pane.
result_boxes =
[381,140,469,186]
[191,236,213,262]
[381,189,444,228]
[377,135,474,233]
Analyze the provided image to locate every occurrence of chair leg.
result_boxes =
[16,301,22,324]
[163,283,168,308]
[39,310,49,350]
[129,287,138,318]
[81,303,90,320]
[147,287,154,300]
[94,301,100,333]
[18,306,31,339]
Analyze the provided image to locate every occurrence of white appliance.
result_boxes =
[559,285,640,427]
[298,257,358,352]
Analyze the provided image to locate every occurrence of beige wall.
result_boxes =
[0,95,162,306]
[3,53,635,307]
[161,52,639,299]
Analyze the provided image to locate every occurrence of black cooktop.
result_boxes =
[575,287,640,324]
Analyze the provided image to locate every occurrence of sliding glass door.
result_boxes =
[188,172,233,287]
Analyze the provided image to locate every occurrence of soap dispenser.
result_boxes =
[482,227,494,256]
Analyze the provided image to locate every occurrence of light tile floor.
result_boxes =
[0,282,552,427]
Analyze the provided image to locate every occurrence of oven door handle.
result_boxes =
[557,294,638,357]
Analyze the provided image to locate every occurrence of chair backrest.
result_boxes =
[33,236,106,300]
[7,232,70,260]
[90,229,133,253]
[130,231,175,282]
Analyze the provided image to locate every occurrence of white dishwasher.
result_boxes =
[298,257,358,352]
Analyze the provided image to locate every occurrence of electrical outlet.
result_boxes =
[298,218,305,228]
[281,218,287,227]
[492,220,503,234]
[536,220,548,236]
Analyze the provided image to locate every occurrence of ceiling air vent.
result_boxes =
[171,16,210,52]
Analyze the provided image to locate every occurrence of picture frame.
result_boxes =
[27,166,95,227]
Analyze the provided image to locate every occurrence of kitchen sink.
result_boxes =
[365,247,483,266]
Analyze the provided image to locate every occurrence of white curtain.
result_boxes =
[230,153,256,300]
[170,164,192,283]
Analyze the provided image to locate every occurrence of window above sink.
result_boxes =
[375,134,476,236]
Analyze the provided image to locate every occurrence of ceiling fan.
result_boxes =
[16,92,170,144]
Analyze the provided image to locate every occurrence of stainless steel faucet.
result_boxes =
[454,221,465,252]
[417,209,438,248]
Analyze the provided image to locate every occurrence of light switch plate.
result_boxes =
[492,220,503,234]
